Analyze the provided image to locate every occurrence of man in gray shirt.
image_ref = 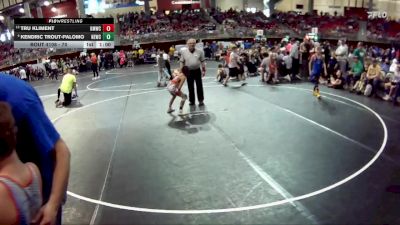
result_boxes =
[180,38,206,106]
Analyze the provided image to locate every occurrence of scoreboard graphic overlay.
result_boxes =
[14,18,115,49]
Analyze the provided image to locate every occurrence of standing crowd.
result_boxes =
[210,38,400,103]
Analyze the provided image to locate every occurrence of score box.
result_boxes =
[102,24,114,32]
[102,32,114,41]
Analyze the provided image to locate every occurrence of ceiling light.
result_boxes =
[0,15,4,21]
[19,8,25,13]
[51,7,57,12]
[44,1,50,6]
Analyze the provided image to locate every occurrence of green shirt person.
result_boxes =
[351,58,364,77]
[353,42,366,65]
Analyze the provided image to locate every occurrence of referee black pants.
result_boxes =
[187,68,204,104]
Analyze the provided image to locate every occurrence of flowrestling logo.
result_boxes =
[367,11,388,19]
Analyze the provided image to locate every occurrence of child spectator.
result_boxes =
[351,72,367,94]
[0,102,42,225]
[329,70,345,89]
[383,61,400,102]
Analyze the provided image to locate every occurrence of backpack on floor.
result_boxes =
[364,84,372,96]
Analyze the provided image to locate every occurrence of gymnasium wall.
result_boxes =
[275,0,400,19]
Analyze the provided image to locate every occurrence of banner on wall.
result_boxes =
[171,0,200,4]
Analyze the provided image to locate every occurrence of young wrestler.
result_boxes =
[267,53,279,84]
[216,64,228,84]
[167,67,189,115]
[309,47,327,98]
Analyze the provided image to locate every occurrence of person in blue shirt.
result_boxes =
[381,58,391,75]
[244,40,252,50]
[0,74,70,225]
[309,47,328,98]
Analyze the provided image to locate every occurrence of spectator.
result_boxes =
[19,67,28,82]
[383,61,400,103]
[119,50,127,68]
[300,37,312,78]
[329,70,345,89]
[335,39,349,78]
[72,57,79,71]
[327,52,338,79]
[99,50,105,71]
[282,50,293,82]
[113,50,119,68]
[50,60,58,80]
[381,58,391,75]
[204,42,212,59]
[156,51,167,87]
[348,57,364,88]
[366,58,383,97]
[353,42,366,66]
[389,58,398,73]
[161,50,171,79]
[351,72,367,94]
[90,53,99,80]
[323,41,331,65]
[290,39,300,79]
[169,46,175,61]
[0,102,43,225]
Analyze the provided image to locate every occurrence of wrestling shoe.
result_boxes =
[178,109,187,116]
[316,90,321,98]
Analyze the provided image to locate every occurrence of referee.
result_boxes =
[180,38,206,106]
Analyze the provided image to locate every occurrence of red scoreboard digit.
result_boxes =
[102,24,114,32]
